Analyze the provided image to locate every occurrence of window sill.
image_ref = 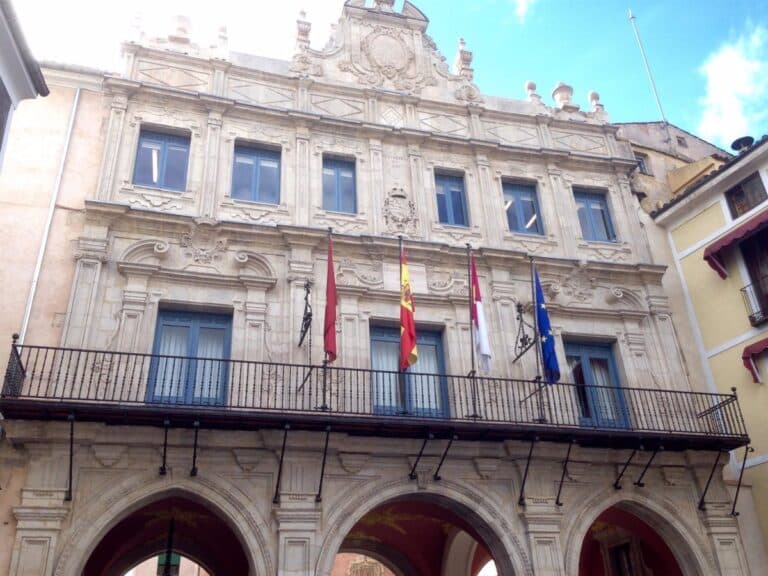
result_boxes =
[227,197,281,208]
[130,182,187,195]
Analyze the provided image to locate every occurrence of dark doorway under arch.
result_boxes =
[579,506,683,576]
[333,496,501,576]
[84,495,249,576]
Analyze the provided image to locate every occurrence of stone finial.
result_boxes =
[552,81,580,110]
[525,80,542,103]
[169,14,191,44]
[130,13,145,43]
[588,90,602,110]
[296,10,311,52]
[214,25,229,56]
[373,0,395,11]
[453,38,474,80]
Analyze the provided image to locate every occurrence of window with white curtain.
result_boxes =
[564,341,627,428]
[149,310,231,405]
[369,326,447,416]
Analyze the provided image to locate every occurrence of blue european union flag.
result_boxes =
[535,270,560,384]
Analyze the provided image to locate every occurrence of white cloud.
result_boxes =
[513,0,537,22]
[14,0,344,72]
[697,25,768,148]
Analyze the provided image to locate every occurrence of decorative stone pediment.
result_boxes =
[383,186,418,236]
[288,1,482,102]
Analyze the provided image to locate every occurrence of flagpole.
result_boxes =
[529,255,542,380]
[398,235,407,414]
[466,243,476,377]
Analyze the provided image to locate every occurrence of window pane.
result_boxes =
[371,339,400,409]
[505,193,519,231]
[590,357,618,421]
[590,201,613,241]
[134,140,162,186]
[193,327,226,402]
[567,355,590,418]
[520,195,540,233]
[156,325,189,400]
[339,167,356,213]
[258,157,280,204]
[164,144,188,191]
[409,343,440,412]
[575,197,592,240]
[232,155,254,200]
[451,187,468,226]
[322,166,337,211]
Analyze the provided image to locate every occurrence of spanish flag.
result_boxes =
[399,246,418,370]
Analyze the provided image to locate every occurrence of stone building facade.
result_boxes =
[0,1,759,575]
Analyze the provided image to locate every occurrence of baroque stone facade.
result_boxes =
[0,2,759,575]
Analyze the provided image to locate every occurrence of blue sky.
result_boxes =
[15,0,768,149]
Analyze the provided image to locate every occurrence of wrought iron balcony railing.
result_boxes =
[741,276,768,327]
[1,344,749,451]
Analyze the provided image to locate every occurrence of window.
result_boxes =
[370,326,447,417]
[435,172,469,227]
[322,156,356,213]
[503,181,543,235]
[564,341,627,428]
[634,153,651,175]
[231,143,281,204]
[149,310,231,405]
[726,173,767,218]
[740,227,768,326]
[133,129,190,192]
[573,188,616,242]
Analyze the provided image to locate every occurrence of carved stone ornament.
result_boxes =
[547,264,597,304]
[180,221,226,264]
[290,52,323,77]
[339,25,437,94]
[336,258,384,288]
[427,267,468,297]
[383,186,418,235]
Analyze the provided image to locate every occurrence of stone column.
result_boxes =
[9,493,69,576]
[274,508,322,576]
[201,106,224,219]
[546,167,576,258]
[61,238,109,348]
[475,153,502,245]
[295,126,311,227]
[703,513,751,575]
[369,138,384,236]
[96,91,129,201]
[519,506,566,576]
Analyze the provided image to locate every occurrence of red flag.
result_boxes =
[324,235,337,363]
[470,254,492,372]
[399,247,418,370]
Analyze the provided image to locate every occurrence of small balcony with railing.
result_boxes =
[741,275,768,327]
[1,340,750,452]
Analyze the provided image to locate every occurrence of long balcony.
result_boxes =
[741,275,768,327]
[1,343,749,451]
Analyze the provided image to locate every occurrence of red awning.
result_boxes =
[742,337,768,383]
[703,208,768,279]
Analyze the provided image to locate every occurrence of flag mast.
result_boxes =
[466,243,476,377]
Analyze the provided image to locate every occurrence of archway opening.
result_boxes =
[578,506,683,576]
[83,495,249,576]
[124,554,209,576]
[331,496,501,576]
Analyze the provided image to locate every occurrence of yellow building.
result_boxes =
[653,135,768,545]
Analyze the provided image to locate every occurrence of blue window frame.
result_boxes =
[435,172,469,227]
[133,129,190,192]
[564,341,628,428]
[322,157,356,213]
[573,188,616,242]
[370,326,448,417]
[148,310,232,406]
[231,144,281,204]
[504,181,543,235]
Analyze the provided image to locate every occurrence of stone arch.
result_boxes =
[119,239,170,265]
[234,250,278,280]
[53,471,273,576]
[315,478,531,576]
[562,488,715,576]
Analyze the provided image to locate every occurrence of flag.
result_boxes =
[399,247,418,370]
[470,253,492,373]
[534,269,560,383]
[323,235,337,363]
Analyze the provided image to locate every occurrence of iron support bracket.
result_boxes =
[409,432,433,480]
[65,413,75,501]
[698,450,723,511]
[731,445,754,516]
[634,446,662,487]
[555,440,574,506]
[613,448,638,490]
[518,437,537,507]
[433,434,457,481]
[190,420,200,477]
[273,424,290,505]
[159,418,170,476]
[315,426,331,502]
